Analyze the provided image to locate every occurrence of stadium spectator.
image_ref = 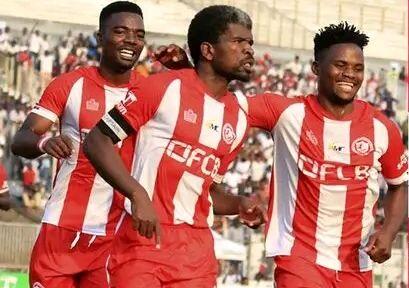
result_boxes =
[22,162,41,209]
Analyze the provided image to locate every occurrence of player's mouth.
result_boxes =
[118,48,137,61]
[241,58,255,73]
[336,81,355,93]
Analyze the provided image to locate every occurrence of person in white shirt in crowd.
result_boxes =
[29,30,41,65]
[39,50,54,93]
[285,54,303,76]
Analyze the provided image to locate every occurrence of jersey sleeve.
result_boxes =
[379,118,408,185]
[246,92,296,131]
[30,72,80,122]
[98,72,177,143]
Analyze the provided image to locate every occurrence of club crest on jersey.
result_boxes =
[351,137,373,156]
[33,282,45,288]
[86,98,99,111]
[184,109,197,124]
[222,123,236,145]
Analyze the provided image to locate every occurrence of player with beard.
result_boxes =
[84,5,266,288]
[12,2,187,287]
[242,22,407,288]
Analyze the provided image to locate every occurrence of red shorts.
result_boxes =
[29,223,113,288]
[108,216,218,288]
[274,255,372,288]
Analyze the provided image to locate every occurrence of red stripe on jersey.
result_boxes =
[155,83,205,225]
[338,118,374,271]
[290,107,324,262]
[58,78,106,230]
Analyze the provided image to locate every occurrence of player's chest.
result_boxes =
[162,93,248,158]
[63,85,130,129]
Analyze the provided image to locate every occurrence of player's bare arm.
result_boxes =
[365,181,407,263]
[210,183,267,228]
[11,113,73,159]
[83,126,160,246]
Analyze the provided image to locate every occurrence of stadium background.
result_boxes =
[0,0,407,287]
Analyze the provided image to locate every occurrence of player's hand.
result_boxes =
[364,229,394,263]
[42,134,74,159]
[154,44,191,70]
[130,191,161,248]
[238,195,268,229]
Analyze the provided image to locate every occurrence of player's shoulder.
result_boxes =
[47,66,90,91]
[135,68,195,91]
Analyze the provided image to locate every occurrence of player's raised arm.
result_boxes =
[84,116,160,244]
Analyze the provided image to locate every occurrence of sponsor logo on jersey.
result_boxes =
[222,123,236,145]
[298,153,370,181]
[166,140,221,178]
[329,142,345,153]
[33,282,45,288]
[206,121,219,132]
[183,109,197,124]
[351,137,373,156]
[86,98,100,111]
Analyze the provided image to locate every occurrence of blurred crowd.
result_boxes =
[0,25,407,282]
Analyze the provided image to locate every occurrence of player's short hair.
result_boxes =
[99,1,143,30]
[314,22,369,60]
[188,5,252,65]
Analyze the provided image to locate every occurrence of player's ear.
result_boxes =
[200,42,215,62]
[311,60,319,76]
[97,30,103,46]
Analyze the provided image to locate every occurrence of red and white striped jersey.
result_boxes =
[100,69,249,228]
[31,66,143,236]
[246,93,408,272]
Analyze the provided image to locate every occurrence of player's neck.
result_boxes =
[98,65,131,86]
[317,95,354,120]
[195,66,228,99]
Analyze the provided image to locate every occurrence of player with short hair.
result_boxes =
[12,1,187,287]
[84,5,265,288]
[242,22,408,288]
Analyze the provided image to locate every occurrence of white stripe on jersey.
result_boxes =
[234,90,249,113]
[82,86,129,233]
[265,103,305,257]
[323,118,351,164]
[230,109,247,153]
[82,174,114,234]
[315,184,347,270]
[31,106,59,122]
[60,78,84,144]
[173,171,205,225]
[199,95,224,149]
[357,118,389,270]
[125,79,182,213]
[43,159,79,225]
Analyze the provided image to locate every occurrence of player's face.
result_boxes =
[99,12,145,71]
[314,43,364,105]
[212,23,255,82]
